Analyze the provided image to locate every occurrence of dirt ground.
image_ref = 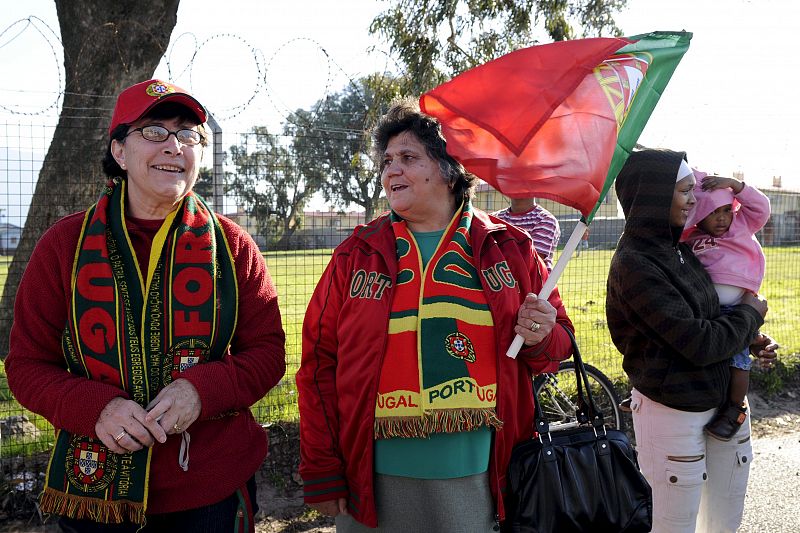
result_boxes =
[2,383,797,533]
[254,423,334,533]
[252,383,800,533]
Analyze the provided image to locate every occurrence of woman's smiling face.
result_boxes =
[380,131,456,231]
[111,116,203,219]
[670,173,697,227]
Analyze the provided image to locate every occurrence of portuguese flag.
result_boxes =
[420,31,692,223]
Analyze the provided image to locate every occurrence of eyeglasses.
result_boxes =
[125,125,205,146]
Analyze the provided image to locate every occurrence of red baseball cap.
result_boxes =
[108,79,207,136]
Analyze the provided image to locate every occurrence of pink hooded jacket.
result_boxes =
[680,170,771,294]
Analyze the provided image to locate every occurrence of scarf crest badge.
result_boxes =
[445,332,476,363]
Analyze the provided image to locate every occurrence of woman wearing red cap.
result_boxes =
[5,79,286,532]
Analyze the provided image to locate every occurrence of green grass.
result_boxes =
[552,248,621,376]
[0,255,10,302]
[2,246,799,450]
[552,245,800,373]
[0,363,55,457]
[253,249,333,422]
[0,410,54,457]
[759,246,800,355]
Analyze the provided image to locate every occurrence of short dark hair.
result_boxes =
[371,97,476,201]
[102,102,209,179]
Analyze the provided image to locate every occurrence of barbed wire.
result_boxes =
[176,32,266,120]
[165,31,199,82]
[0,16,63,116]
[262,37,333,126]
[0,15,405,135]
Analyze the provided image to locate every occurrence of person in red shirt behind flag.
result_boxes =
[296,97,574,531]
[5,79,286,532]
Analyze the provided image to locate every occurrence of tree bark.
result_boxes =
[0,0,180,356]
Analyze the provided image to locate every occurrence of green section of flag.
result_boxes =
[587,31,692,223]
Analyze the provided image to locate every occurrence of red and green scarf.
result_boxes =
[40,179,237,524]
[374,202,502,439]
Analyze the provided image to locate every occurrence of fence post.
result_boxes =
[206,113,224,212]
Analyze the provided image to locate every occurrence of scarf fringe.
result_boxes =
[40,487,145,524]
[374,408,503,439]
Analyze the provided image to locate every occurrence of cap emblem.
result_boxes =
[145,81,175,98]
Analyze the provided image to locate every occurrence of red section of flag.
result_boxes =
[420,37,634,216]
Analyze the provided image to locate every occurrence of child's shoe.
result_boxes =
[619,397,633,412]
[704,402,747,441]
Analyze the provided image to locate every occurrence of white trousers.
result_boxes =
[630,389,752,533]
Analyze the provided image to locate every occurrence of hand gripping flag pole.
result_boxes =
[505,218,588,357]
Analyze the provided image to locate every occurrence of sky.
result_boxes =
[1,0,799,222]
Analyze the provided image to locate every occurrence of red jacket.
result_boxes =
[296,208,573,527]
[6,212,286,514]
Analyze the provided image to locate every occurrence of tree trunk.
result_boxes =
[0,0,180,356]
[276,208,300,250]
[275,228,297,251]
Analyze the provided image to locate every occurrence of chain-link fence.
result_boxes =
[2,119,799,520]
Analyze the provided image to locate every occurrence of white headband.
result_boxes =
[677,159,693,181]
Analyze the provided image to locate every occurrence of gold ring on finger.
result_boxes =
[530,321,540,331]
[173,423,182,432]
[114,430,127,442]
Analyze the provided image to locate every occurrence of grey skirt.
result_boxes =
[335,472,497,533]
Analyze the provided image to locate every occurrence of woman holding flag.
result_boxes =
[5,80,286,531]
[606,148,777,532]
[296,98,574,531]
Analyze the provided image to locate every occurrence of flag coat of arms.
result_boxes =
[420,31,692,222]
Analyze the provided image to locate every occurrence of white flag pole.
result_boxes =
[506,219,589,358]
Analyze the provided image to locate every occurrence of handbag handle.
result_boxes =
[534,326,606,438]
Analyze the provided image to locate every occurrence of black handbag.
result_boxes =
[505,328,652,532]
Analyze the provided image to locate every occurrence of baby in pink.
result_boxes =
[681,170,771,440]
